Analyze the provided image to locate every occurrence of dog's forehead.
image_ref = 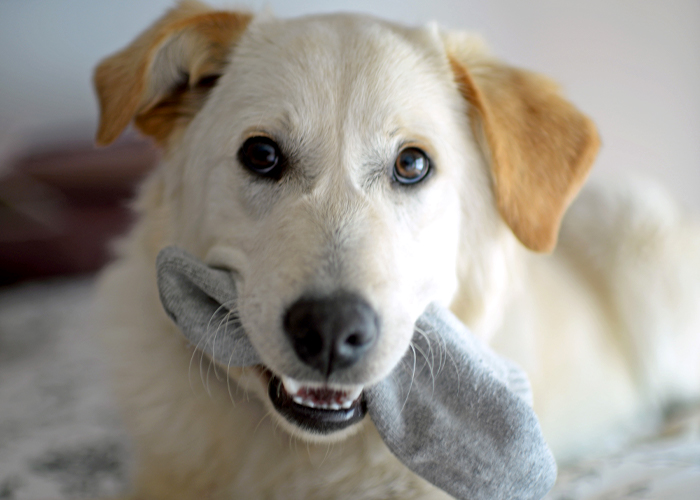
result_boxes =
[209,14,456,154]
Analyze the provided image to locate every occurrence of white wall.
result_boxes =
[1,0,698,210]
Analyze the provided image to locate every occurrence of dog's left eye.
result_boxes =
[394,147,431,184]
[238,136,284,177]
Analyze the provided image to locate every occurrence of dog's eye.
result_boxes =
[238,136,283,177]
[394,147,430,184]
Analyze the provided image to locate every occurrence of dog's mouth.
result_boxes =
[263,370,367,434]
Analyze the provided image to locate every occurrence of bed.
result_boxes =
[1,278,698,499]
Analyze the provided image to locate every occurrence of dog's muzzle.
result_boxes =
[270,292,377,432]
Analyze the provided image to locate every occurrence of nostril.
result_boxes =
[299,329,324,356]
[284,311,324,358]
[345,332,364,347]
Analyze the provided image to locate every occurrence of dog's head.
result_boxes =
[94,1,598,440]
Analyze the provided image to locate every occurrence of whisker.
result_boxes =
[445,343,461,395]
[416,324,446,377]
[201,299,238,395]
[273,417,282,438]
[437,326,448,375]
[397,342,417,418]
[253,410,272,435]
[199,346,209,396]
[212,310,233,382]
[204,299,237,337]
[421,325,437,379]
[226,349,236,406]
[188,314,222,395]
[411,340,435,397]
[206,315,227,392]
[189,328,211,394]
[187,343,200,395]
[319,441,332,467]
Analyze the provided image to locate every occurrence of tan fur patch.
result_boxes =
[133,75,221,145]
[93,0,251,147]
[448,53,600,252]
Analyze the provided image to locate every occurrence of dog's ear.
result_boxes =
[445,35,600,252]
[93,0,252,146]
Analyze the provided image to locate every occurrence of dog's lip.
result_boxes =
[263,371,367,434]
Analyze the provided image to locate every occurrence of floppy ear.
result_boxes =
[93,0,252,146]
[445,35,600,252]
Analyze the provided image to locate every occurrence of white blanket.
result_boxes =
[0,279,698,499]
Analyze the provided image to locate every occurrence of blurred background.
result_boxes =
[1,0,699,284]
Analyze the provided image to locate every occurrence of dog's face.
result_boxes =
[183,16,477,438]
[95,2,598,441]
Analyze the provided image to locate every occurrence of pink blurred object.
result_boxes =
[0,132,159,284]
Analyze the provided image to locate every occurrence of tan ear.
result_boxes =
[445,35,600,252]
[93,0,252,146]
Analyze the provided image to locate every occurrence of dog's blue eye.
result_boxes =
[239,136,283,177]
[394,147,430,184]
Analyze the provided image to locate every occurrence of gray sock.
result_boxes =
[156,246,557,500]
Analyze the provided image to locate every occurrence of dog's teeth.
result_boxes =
[346,386,363,401]
[284,379,363,410]
[282,376,302,395]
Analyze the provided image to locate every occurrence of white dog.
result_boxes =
[93,1,700,498]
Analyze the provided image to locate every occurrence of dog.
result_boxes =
[93,1,700,498]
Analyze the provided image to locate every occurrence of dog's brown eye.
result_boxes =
[394,147,430,184]
[239,136,283,176]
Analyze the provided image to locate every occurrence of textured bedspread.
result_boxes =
[0,279,698,499]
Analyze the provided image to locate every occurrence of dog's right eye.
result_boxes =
[394,147,431,185]
[238,136,284,178]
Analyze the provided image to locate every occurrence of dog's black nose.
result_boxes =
[284,292,379,377]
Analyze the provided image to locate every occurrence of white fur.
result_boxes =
[95,10,700,499]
